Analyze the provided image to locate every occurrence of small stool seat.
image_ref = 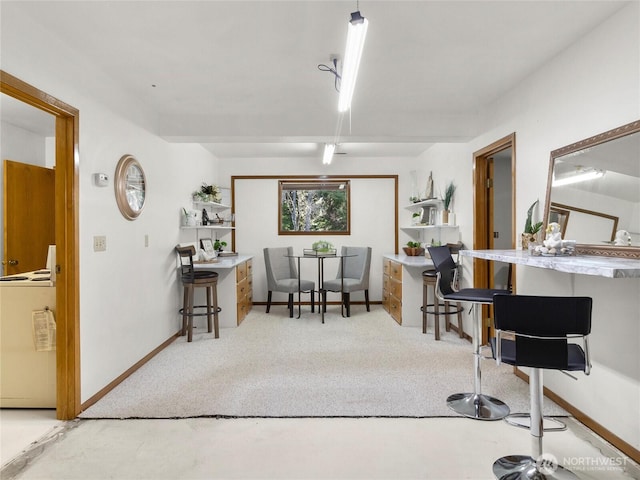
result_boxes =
[176,245,221,342]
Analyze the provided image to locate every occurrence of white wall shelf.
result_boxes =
[402,225,460,246]
[181,226,234,231]
[193,201,231,212]
[404,199,442,211]
[402,225,458,231]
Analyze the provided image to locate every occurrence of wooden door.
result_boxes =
[487,158,495,284]
[473,134,516,344]
[3,159,55,275]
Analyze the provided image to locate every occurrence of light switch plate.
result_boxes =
[93,235,106,252]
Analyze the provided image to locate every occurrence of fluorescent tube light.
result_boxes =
[552,168,605,186]
[323,143,336,165]
[338,11,368,112]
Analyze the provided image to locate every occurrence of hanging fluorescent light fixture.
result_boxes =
[338,10,368,112]
[552,167,605,186]
[323,143,336,165]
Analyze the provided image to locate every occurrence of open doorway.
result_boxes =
[1,71,80,420]
[472,133,516,343]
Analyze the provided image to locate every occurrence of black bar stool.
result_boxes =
[428,246,511,420]
[421,244,464,340]
[175,245,220,342]
[490,294,592,480]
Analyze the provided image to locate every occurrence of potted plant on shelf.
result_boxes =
[213,239,227,252]
[442,181,456,224]
[522,200,543,249]
[193,183,221,203]
[412,211,422,225]
[182,208,195,226]
[403,241,425,257]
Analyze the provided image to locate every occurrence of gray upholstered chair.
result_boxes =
[322,246,371,317]
[264,247,315,318]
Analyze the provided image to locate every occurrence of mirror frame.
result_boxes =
[114,154,146,220]
[543,119,640,259]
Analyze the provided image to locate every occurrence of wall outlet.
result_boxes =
[93,235,106,252]
[144,234,149,247]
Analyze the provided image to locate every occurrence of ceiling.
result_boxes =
[1,1,629,160]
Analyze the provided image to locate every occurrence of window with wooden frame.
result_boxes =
[279,179,350,235]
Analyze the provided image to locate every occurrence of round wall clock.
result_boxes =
[114,154,146,220]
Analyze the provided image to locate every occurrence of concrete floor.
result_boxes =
[2,411,639,480]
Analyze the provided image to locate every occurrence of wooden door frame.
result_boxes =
[472,133,516,343]
[1,71,80,420]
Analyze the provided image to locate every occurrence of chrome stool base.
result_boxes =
[446,392,510,421]
[493,455,581,480]
[505,413,567,432]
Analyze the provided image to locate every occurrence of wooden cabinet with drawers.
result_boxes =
[236,259,253,324]
[382,258,403,325]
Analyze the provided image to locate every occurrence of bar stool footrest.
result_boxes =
[504,413,567,432]
[420,303,465,315]
[179,305,222,317]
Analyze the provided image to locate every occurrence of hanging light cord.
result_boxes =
[318,57,341,93]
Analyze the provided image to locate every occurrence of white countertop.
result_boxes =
[460,249,640,279]
[383,253,435,269]
[192,254,253,270]
[0,270,54,287]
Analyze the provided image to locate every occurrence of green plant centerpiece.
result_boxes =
[522,200,544,249]
[312,240,334,253]
[403,241,425,257]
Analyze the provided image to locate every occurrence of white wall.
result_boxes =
[1,122,48,167]
[1,9,221,401]
[418,3,640,449]
[232,175,396,308]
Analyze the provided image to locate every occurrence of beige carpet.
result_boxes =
[79,306,566,419]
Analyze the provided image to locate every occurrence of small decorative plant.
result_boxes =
[403,241,425,256]
[522,200,543,250]
[312,240,334,253]
[524,200,543,235]
[182,208,196,226]
[213,239,227,252]
[193,183,221,203]
[442,181,456,212]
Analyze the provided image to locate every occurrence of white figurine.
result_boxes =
[542,222,563,252]
[614,229,631,246]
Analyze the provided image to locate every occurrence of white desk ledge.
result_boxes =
[383,253,435,269]
[192,254,253,269]
[460,249,640,279]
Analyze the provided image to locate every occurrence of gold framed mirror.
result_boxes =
[114,154,146,220]
[543,120,640,258]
